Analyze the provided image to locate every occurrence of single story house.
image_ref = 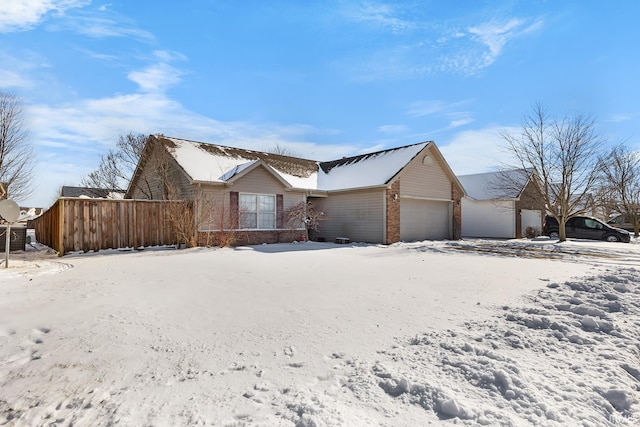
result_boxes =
[126,135,465,246]
[457,169,544,239]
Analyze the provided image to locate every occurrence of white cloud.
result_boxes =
[0,50,50,89]
[126,50,189,93]
[378,124,408,134]
[340,10,544,79]
[76,48,120,62]
[432,22,524,76]
[448,117,474,129]
[152,50,187,63]
[0,0,88,33]
[342,1,413,33]
[128,63,184,93]
[407,100,473,118]
[440,126,520,175]
[0,69,33,89]
[405,100,474,133]
[62,10,154,41]
[608,113,633,123]
[467,18,530,70]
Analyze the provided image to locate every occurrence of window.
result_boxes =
[584,218,603,229]
[239,194,276,229]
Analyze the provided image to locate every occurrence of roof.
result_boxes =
[163,137,318,189]
[318,142,429,191]
[156,136,433,192]
[458,169,532,201]
[61,186,125,199]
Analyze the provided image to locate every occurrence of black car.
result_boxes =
[543,215,631,243]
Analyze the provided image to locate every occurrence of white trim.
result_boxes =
[325,184,388,194]
[382,190,387,243]
[400,195,453,202]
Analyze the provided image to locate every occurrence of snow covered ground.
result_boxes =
[1,237,639,426]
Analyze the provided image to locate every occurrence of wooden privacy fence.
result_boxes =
[33,198,193,256]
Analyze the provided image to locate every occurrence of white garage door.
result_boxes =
[521,209,542,236]
[400,199,450,241]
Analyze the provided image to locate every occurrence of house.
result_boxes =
[61,186,125,199]
[127,135,465,246]
[457,169,545,239]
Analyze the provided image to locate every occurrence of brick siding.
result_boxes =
[386,180,401,244]
[197,229,304,247]
[452,183,463,239]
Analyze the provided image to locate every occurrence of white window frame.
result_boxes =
[239,193,276,230]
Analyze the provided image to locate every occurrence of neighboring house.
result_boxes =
[61,186,125,199]
[546,183,600,219]
[127,135,465,245]
[457,169,544,239]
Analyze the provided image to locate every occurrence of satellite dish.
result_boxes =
[0,199,20,223]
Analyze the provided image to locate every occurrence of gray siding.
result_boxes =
[399,146,452,200]
[197,166,306,231]
[315,189,385,243]
[129,153,193,201]
[232,166,288,194]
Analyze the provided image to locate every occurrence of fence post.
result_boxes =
[132,200,137,250]
[58,199,65,256]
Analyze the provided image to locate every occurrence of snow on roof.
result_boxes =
[458,169,531,200]
[277,170,318,189]
[218,161,258,181]
[317,142,428,191]
[164,137,318,186]
[161,136,429,192]
[166,138,247,182]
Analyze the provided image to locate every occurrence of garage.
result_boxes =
[461,199,515,238]
[400,199,451,241]
[520,209,542,237]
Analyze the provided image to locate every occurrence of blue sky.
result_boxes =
[2,1,639,207]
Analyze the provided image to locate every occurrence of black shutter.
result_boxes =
[276,194,284,228]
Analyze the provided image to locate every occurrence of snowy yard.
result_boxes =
[1,238,639,426]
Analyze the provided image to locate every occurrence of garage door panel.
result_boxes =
[400,200,450,241]
[521,209,542,236]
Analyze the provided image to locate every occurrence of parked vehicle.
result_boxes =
[542,215,631,243]
[607,214,637,233]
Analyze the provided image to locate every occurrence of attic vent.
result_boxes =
[422,155,433,166]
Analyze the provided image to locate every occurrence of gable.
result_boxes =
[398,145,454,199]
[126,138,194,200]
[228,164,291,194]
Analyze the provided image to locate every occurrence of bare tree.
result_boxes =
[285,200,324,241]
[266,143,300,157]
[82,133,154,196]
[0,92,34,202]
[501,103,603,242]
[591,183,618,221]
[599,144,640,237]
